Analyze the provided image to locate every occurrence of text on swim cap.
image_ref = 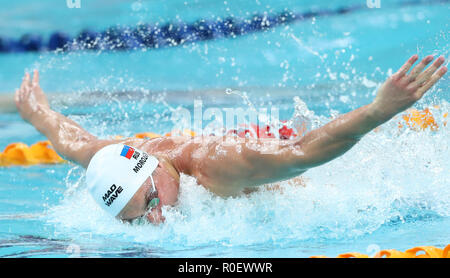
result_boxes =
[102,184,124,207]
[133,153,149,173]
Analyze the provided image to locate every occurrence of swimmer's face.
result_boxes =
[117,158,180,223]
[117,177,157,221]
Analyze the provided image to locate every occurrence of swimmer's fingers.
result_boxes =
[19,72,30,92]
[18,73,31,101]
[32,69,39,87]
[393,55,418,80]
[415,66,447,98]
[411,56,445,88]
[407,55,434,82]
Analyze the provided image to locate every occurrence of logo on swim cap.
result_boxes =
[120,145,141,160]
[102,184,124,207]
[120,145,135,159]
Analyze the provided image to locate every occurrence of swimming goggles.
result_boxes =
[133,169,160,225]
[146,173,160,211]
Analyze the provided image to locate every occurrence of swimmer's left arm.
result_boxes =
[15,70,118,168]
[186,55,447,189]
[285,55,447,169]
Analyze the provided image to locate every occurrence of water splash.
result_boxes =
[45,100,450,250]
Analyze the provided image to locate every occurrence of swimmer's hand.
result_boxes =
[370,55,447,121]
[15,70,50,123]
[14,69,113,168]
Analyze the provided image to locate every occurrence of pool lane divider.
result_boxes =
[0,107,446,166]
[0,0,448,53]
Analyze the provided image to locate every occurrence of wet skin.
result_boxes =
[14,55,447,224]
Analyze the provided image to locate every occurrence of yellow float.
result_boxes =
[311,244,450,258]
[399,106,446,131]
[0,141,64,166]
[0,131,196,167]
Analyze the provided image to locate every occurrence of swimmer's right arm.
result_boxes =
[15,70,116,168]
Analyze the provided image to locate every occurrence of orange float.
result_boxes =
[0,130,194,166]
[405,246,447,258]
[134,132,162,139]
[337,252,369,258]
[0,141,64,166]
[164,129,196,137]
[399,108,439,131]
[374,249,415,258]
[311,244,450,258]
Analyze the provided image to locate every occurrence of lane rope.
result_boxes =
[0,0,447,53]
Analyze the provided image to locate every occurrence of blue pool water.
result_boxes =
[0,0,449,257]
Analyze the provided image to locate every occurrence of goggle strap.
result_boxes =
[149,174,156,192]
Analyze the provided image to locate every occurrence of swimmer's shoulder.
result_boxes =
[120,136,194,156]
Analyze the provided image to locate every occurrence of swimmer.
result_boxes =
[14,55,447,224]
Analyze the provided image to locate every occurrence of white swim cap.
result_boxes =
[86,144,159,217]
